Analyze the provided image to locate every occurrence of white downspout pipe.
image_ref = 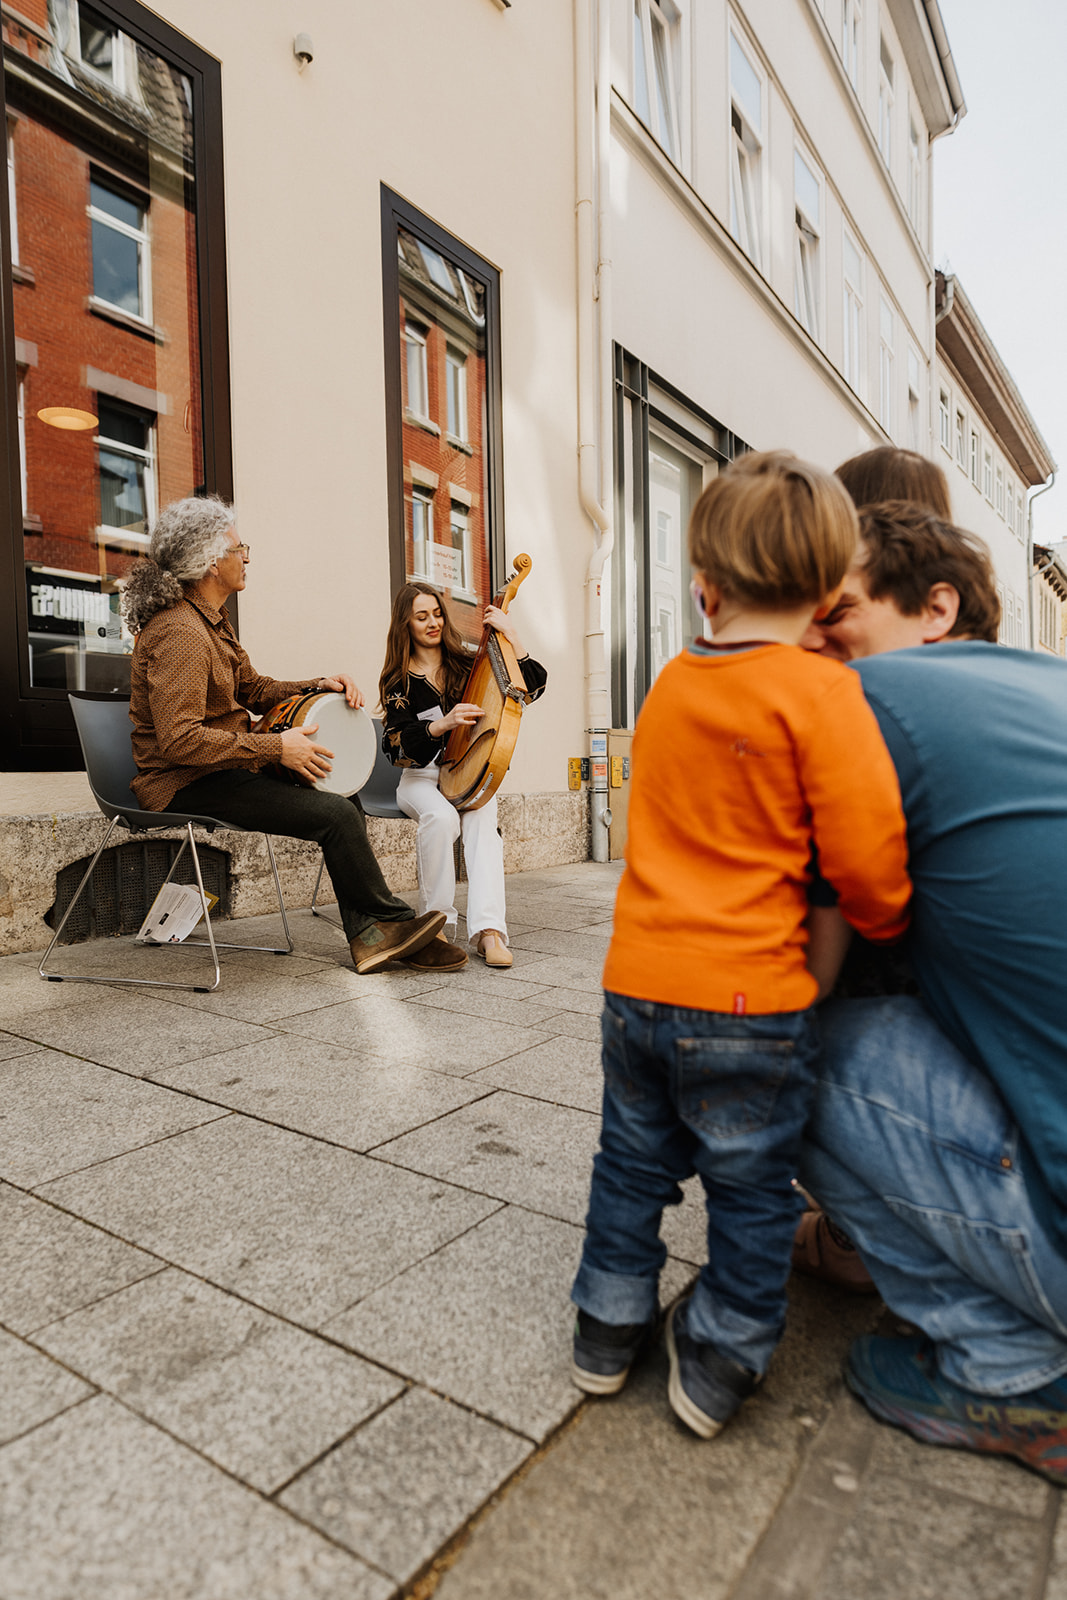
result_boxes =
[576,0,614,861]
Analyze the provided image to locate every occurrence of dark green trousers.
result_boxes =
[168,770,413,941]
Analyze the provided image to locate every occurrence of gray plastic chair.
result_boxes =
[311,716,405,928]
[39,692,293,993]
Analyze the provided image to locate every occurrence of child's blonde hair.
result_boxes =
[688,450,858,608]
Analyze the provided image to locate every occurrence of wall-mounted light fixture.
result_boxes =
[294,32,314,67]
[37,407,97,430]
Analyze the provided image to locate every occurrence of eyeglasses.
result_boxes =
[230,542,251,559]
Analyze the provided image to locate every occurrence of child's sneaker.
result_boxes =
[666,1297,759,1438]
[572,1309,653,1394]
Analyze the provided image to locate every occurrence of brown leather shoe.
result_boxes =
[792,1209,877,1294]
[350,910,446,974]
[475,930,512,969]
[403,933,468,971]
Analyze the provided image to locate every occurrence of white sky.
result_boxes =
[933,0,1067,544]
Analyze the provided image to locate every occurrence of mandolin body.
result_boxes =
[439,555,532,812]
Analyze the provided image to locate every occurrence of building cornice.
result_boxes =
[883,0,965,137]
[936,272,1056,487]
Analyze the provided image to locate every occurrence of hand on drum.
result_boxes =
[317,674,365,709]
[429,702,483,738]
[279,723,334,782]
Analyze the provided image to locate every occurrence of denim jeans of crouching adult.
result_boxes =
[800,996,1067,1396]
[572,991,821,1375]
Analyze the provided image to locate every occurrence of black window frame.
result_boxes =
[0,0,232,770]
[380,185,505,601]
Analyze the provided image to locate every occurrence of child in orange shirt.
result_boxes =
[571,451,911,1437]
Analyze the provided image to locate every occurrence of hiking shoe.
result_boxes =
[350,910,446,974]
[403,933,468,971]
[792,1209,877,1294]
[572,1309,653,1395]
[666,1297,759,1438]
[847,1334,1067,1486]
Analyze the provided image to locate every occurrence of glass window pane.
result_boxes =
[730,35,761,132]
[652,19,675,158]
[90,180,143,231]
[794,151,820,228]
[418,242,455,295]
[633,2,651,124]
[92,219,141,312]
[7,19,202,692]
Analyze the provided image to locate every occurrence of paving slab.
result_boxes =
[326,1206,586,1441]
[0,1030,39,1060]
[1039,1499,1067,1600]
[371,1089,600,1223]
[496,954,608,994]
[0,1396,391,1600]
[149,1034,491,1152]
[509,929,612,961]
[0,1327,94,1443]
[160,963,434,1022]
[35,1268,404,1494]
[466,1036,604,1113]
[40,1114,499,1326]
[403,986,569,1029]
[526,1008,603,1042]
[0,1181,162,1333]
[281,1387,531,1584]
[0,1051,227,1187]
[8,990,275,1075]
[280,993,551,1076]
[865,1415,1050,1518]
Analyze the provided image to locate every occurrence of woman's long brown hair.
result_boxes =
[378,582,471,710]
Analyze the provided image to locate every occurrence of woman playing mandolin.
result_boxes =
[379,582,546,969]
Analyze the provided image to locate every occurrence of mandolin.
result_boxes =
[439,554,533,812]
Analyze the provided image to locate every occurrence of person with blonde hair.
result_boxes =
[570,450,912,1439]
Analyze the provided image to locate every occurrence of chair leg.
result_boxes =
[181,832,296,957]
[310,852,343,930]
[263,835,295,951]
[38,815,119,981]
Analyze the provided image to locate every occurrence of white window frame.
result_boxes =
[728,25,765,271]
[938,387,950,453]
[403,320,431,424]
[69,2,140,100]
[955,408,966,470]
[996,583,1007,645]
[1017,493,1026,540]
[983,447,993,502]
[16,369,26,516]
[446,346,468,444]
[970,428,980,487]
[1006,480,1015,537]
[842,227,864,394]
[410,485,434,579]
[88,177,151,324]
[448,501,476,600]
[878,293,894,435]
[841,0,862,89]
[95,404,157,549]
[632,0,682,165]
[878,35,894,167]
[907,106,923,234]
[908,350,922,451]
[995,463,1005,518]
[793,147,822,344]
[7,121,17,267]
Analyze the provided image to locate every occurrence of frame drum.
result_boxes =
[259,692,376,796]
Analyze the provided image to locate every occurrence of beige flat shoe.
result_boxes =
[475,930,512,969]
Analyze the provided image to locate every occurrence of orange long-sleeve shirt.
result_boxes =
[603,643,911,1014]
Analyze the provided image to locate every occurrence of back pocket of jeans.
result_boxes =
[677,1036,794,1137]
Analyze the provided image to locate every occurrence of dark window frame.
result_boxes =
[380,185,505,601]
[0,0,232,769]
[612,347,746,725]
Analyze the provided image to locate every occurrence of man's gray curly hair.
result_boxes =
[120,496,235,633]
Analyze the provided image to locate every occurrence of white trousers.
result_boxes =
[396,764,507,944]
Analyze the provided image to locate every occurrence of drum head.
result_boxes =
[306,695,377,796]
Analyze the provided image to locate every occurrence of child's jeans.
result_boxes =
[572,990,821,1375]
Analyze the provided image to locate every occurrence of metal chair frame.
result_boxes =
[39,694,293,994]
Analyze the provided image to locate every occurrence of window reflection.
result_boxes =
[397,224,490,641]
[4,0,204,692]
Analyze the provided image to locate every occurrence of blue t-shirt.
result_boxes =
[854,641,1067,1252]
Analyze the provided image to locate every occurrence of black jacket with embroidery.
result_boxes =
[382,654,547,768]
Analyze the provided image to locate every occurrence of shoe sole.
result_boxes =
[355,912,446,974]
[571,1358,630,1396]
[845,1366,1067,1486]
[665,1303,724,1439]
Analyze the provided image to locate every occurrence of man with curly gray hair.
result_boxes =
[123,496,454,974]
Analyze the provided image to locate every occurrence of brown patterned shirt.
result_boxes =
[129,594,319,812]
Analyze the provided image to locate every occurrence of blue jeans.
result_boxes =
[572,991,821,1374]
[799,996,1067,1396]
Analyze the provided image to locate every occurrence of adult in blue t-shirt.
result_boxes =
[799,494,1067,1487]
